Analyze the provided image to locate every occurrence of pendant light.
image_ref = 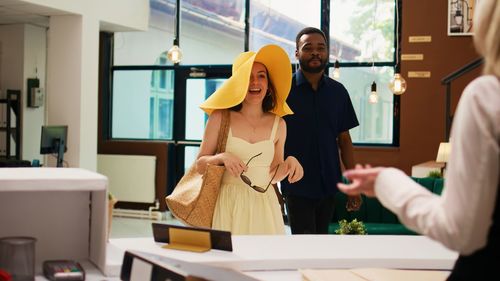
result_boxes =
[332,59,340,79]
[368,0,379,104]
[389,0,407,95]
[368,81,379,104]
[389,72,407,94]
[167,0,183,64]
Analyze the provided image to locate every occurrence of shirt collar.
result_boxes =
[295,69,327,88]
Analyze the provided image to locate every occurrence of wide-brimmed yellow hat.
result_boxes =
[200,44,293,117]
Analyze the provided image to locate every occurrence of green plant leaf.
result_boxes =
[335,219,367,235]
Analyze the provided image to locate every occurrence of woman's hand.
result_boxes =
[220,152,246,178]
[346,195,363,212]
[337,164,384,197]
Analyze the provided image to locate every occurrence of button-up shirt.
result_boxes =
[282,70,359,198]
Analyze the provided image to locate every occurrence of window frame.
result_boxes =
[101,0,401,147]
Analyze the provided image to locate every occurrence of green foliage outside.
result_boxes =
[335,219,368,235]
[337,0,395,61]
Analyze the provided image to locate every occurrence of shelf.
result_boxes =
[0,90,21,159]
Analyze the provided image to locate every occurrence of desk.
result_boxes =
[107,235,458,277]
[0,168,108,275]
[35,261,120,281]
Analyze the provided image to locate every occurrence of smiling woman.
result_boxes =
[195,44,304,235]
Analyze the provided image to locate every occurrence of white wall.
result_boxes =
[46,15,84,168]
[23,24,47,163]
[0,0,148,169]
[20,0,149,31]
[0,25,24,98]
[0,25,30,158]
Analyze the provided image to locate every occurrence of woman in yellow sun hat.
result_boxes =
[196,44,304,234]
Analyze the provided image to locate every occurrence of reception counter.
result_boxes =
[107,234,458,279]
[0,168,108,275]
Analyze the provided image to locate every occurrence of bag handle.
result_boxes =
[215,110,231,154]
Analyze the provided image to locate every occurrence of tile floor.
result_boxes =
[109,212,181,239]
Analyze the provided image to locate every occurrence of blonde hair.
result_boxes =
[473,0,500,76]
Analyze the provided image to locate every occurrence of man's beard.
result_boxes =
[299,57,327,73]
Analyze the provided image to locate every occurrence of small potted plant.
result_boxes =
[335,219,367,235]
[427,170,443,178]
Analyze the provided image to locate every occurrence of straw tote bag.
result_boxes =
[166,110,230,228]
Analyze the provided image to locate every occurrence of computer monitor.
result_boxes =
[40,125,68,167]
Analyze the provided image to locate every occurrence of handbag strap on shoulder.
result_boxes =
[215,110,231,153]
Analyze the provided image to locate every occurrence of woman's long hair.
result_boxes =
[473,0,500,76]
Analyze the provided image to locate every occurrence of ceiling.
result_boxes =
[0,0,70,27]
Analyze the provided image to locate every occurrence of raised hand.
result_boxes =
[337,164,384,197]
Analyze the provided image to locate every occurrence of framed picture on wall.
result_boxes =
[448,0,479,36]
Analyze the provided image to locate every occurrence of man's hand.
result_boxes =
[346,194,362,212]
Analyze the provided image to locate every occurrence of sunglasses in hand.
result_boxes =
[240,152,280,193]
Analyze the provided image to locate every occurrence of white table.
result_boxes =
[0,168,108,276]
[107,235,458,279]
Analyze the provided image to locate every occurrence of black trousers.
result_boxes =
[285,194,335,234]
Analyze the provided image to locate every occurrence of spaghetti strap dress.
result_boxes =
[212,115,285,235]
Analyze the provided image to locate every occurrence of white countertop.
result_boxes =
[106,234,458,277]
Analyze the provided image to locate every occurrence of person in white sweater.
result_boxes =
[337,0,499,280]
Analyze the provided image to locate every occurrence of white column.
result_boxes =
[46,15,99,170]
[23,24,47,163]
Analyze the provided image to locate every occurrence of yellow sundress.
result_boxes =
[212,115,285,235]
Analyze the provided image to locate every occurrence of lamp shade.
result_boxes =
[436,142,451,163]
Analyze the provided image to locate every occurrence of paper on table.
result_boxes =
[300,269,366,281]
[300,268,450,281]
[351,268,449,281]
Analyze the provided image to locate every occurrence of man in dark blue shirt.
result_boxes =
[281,27,361,234]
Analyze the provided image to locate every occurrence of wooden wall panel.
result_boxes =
[354,0,482,174]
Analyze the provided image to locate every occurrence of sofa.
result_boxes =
[329,177,444,235]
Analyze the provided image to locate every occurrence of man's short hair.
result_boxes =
[295,27,327,49]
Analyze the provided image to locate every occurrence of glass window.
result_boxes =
[330,0,395,63]
[249,0,320,60]
[184,146,200,172]
[108,0,399,146]
[180,0,246,64]
[114,0,245,66]
[185,77,227,140]
[112,69,174,139]
[329,66,394,144]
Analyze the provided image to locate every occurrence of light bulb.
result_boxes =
[332,60,340,79]
[167,44,183,64]
[454,10,463,25]
[389,73,407,95]
[369,92,379,104]
[369,81,378,104]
